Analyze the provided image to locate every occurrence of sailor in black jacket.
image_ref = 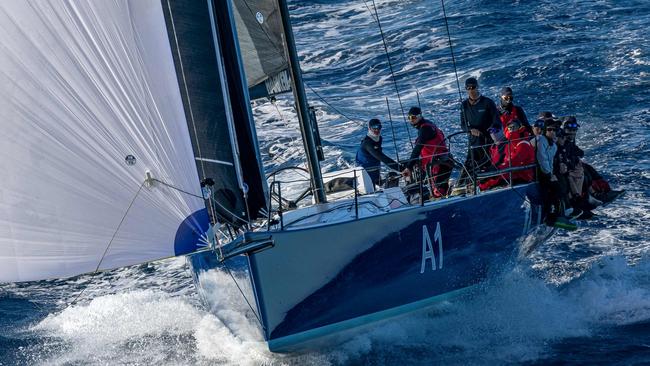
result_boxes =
[458,77,501,184]
[355,118,401,186]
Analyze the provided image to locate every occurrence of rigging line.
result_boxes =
[367,0,414,149]
[270,98,286,122]
[222,262,265,331]
[270,98,301,147]
[151,178,203,199]
[268,99,312,170]
[68,180,146,307]
[242,185,253,228]
[362,0,376,22]
[151,178,250,226]
[304,82,364,127]
[166,0,219,227]
[385,97,401,162]
[440,0,464,106]
[439,0,476,189]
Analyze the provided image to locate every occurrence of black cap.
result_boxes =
[533,119,545,128]
[465,77,478,87]
[408,106,422,116]
[368,118,382,129]
[500,87,513,96]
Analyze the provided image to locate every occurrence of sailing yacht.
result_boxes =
[0,0,550,352]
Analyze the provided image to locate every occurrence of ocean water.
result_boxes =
[2,0,650,365]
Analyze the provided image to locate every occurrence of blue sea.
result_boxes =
[2,0,650,364]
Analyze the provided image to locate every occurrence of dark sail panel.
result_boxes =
[213,0,269,222]
[161,0,267,226]
[232,0,291,99]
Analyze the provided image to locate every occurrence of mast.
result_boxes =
[277,0,327,203]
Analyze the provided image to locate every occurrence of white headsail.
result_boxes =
[0,1,208,282]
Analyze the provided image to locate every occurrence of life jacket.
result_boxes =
[417,121,448,170]
[499,105,520,131]
[505,128,535,182]
[480,128,534,190]
[487,140,508,168]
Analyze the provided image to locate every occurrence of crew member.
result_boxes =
[537,119,562,225]
[458,77,501,186]
[479,120,535,191]
[402,107,451,198]
[355,118,401,187]
[497,87,531,133]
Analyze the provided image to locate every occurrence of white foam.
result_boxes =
[562,255,650,326]
[21,252,650,365]
[31,289,204,364]
[193,268,338,365]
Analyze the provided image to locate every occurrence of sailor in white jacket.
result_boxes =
[536,121,560,224]
[536,124,558,178]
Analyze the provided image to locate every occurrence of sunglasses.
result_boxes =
[546,127,556,132]
[501,95,513,101]
[465,85,477,90]
[564,123,579,129]
[370,127,382,131]
[408,114,420,120]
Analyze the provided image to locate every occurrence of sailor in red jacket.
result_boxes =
[401,107,452,198]
[479,119,535,191]
[497,87,532,134]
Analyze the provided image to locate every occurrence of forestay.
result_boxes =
[0,1,209,282]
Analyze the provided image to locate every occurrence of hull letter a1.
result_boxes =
[420,222,443,273]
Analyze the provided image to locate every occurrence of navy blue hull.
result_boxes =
[188,184,545,351]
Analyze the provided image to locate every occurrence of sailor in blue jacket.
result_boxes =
[356,118,401,186]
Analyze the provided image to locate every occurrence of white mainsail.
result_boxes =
[0,1,208,282]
